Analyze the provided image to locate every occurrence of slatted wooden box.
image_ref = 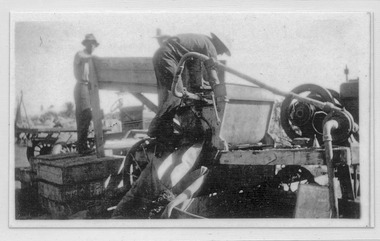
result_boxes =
[38,195,114,219]
[33,154,124,218]
[35,154,124,185]
[38,178,107,202]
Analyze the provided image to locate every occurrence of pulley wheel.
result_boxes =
[123,138,154,191]
[280,84,335,141]
[26,142,54,161]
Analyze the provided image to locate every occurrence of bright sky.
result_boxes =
[13,12,370,116]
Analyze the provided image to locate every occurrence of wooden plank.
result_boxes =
[131,93,159,113]
[350,143,359,165]
[31,153,78,172]
[38,166,64,184]
[294,184,330,218]
[16,127,77,134]
[36,155,123,185]
[98,82,157,93]
[38,195,80,219]
[210,165,276,190]
[89,59,105,157]
[38,179,105,202]
[16,127,112,135]
[93,57,156,88]
[38,174,124,202]
[38,194,121,219]
[219,147,351,166]
[38,195,105,219]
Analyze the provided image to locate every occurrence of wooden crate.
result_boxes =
[30,153,78,172]
[36,155,124,185]
[38,195,107,219]
[15,167,37,184]
[37,170,125,203]
[33,154,125,218]
[38,179,106,202]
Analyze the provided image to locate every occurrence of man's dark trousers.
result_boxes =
[76,108,92,153]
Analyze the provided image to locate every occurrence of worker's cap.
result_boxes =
[82,34,99,47]
[210,32,231,57]
[153,28,171,39]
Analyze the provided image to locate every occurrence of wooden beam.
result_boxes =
[93,57,157,93]
[219,147,351,166]
[131,93,159,113]
[98,82,157,93]
[88,59,105,157]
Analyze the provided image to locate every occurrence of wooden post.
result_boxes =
[88,58,105,157]
[131,93,159,113]
[337,165,355,201]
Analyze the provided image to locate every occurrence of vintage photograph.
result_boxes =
[10,12,370,225]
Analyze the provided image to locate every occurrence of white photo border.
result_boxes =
[2,1,379,241]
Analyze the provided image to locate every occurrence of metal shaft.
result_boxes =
[216,61,342,113]
[174,52,344,114]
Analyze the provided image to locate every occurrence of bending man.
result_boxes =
[148,33,231,141]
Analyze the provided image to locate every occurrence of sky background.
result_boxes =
[13,12,370,116]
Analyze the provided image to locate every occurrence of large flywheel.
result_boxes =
[280,84,340,144]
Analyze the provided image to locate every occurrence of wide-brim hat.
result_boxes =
[82,34,99,47]
[210,32,231,56]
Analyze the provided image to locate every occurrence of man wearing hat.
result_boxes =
[148,32,231,142]
[73,34,99,155]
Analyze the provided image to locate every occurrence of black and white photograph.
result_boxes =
[3,1,380,240]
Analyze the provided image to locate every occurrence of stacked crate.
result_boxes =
[15,166,40,218]
[32,153,124,219]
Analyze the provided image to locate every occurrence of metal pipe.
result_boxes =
[323,119,339,218]
[172,52,343,113]
[216,62,343,113]
[171,52,210,98]
[216,62,289,96]
[172,65,185,98]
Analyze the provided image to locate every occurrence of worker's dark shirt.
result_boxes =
[167,34,218,62]
[153,34,218,103]
[73,50,92,112]
[149,33,219,138]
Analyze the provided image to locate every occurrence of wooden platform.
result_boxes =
[219,147,352,166]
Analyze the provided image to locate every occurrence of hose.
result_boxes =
[171,52,210,99]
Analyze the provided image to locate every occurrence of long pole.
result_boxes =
[215,61,343,113]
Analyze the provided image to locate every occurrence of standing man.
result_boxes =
[148,33,231,141]
[73,34,99,155]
